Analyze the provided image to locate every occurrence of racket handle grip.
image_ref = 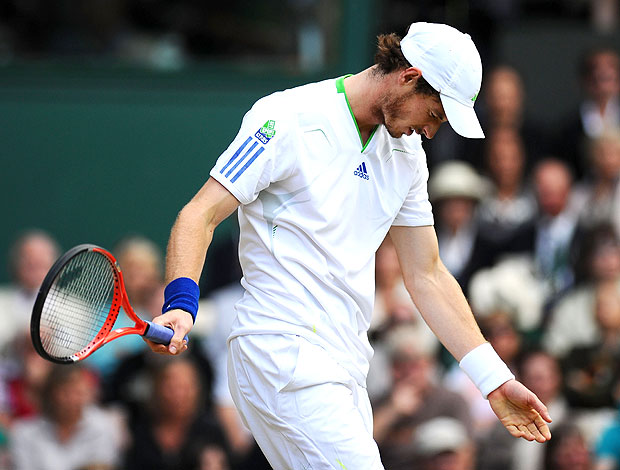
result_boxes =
[143,321,188,345]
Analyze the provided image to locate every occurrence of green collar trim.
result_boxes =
[336,75,378,152]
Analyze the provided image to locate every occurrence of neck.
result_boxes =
[343,67,392,140]
[154,416,192,451]
[55,418,80,443]
[596,95,615,114]
[497,183,520,199]
[602,329,620,345]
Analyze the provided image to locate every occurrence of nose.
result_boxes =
[424,123,441,139]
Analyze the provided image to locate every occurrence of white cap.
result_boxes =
[400,22,485,139]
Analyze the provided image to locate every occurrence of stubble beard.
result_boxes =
[375,89,415,138]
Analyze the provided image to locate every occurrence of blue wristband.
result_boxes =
[162,277,200,323]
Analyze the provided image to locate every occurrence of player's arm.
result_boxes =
[389,224,552,442]
[147,177,240,355]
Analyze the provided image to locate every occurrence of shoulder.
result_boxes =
[11,416,46,438]
[243,83,320,146]
[0,286,18,303]
[251,79,335,119]
[552,285,596,312]
[82,406,121,434]
[249,78,341,145]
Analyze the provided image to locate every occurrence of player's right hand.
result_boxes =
[144,309,193,355]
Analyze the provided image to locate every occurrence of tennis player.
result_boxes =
[147,22,552,469]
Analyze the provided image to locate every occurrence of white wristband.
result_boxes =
[459,342,515,399]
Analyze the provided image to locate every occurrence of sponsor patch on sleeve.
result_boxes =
[255,119,276,144]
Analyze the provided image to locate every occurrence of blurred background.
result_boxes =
[4,1,620,469]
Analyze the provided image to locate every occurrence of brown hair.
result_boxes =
[374,33,439,97]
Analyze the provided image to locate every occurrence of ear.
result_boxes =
[398,67,423,86]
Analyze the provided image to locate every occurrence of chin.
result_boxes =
[386,127,404,139]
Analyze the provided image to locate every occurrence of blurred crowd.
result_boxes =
[1,0,617,70]
[0,0,336,70]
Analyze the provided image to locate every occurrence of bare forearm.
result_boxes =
[164,177,240,284]
[407,262,485,361]
[165,201,215,283]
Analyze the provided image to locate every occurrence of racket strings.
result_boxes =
[40,251,117,360]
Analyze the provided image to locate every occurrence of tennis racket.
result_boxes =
[31,244,183,364]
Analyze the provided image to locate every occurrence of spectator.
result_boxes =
[464,65,550,170]
[557,47,620,180]
[529,158,579,294]
[562,281,620,408]
[544,223,620,358]
[544,422,594,470]
[0,331,52,467]
[2,331,52,421]
[590,0,619,32]
[10,364,122,470]
[594,372,620,470]
[574,130,620,236]
[477,127,537,252]
[0,230,59,350]
[114,235,164,315]
[428,160,494,293]
[372,324,471,470]
[86,235,163,379]
[196,441,231,470]
[468,159,578,335]
[123,357,228,470]
[103,335,214,423]
[412,417,475,470]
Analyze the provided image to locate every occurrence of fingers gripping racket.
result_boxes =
[31,244,182,364]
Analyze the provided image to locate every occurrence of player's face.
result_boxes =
[381,90,447,139]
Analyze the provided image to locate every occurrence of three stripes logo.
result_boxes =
[220,120,275,183]
[354,162,370,180]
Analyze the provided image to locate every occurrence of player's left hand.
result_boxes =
[144,309,193,355]
[488,379,552,442]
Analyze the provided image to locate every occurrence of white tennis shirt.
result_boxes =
[210,76,434,386]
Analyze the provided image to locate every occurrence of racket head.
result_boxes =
[30,244,124,364]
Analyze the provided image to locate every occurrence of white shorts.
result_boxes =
[227,334,384,470]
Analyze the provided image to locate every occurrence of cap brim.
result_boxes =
[440,94,485,139]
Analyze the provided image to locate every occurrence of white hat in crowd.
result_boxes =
[400,22,485,139]
[428,160,488,202]
[413,417,470,456]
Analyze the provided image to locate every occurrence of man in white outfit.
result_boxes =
[147,22,552,469]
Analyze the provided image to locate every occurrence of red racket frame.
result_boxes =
[31,244,161,364]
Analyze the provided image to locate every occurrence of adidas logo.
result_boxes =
[354,162,370,180]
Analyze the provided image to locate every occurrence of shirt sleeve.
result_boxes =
[210,94,295,205]
[392,149,434,227]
